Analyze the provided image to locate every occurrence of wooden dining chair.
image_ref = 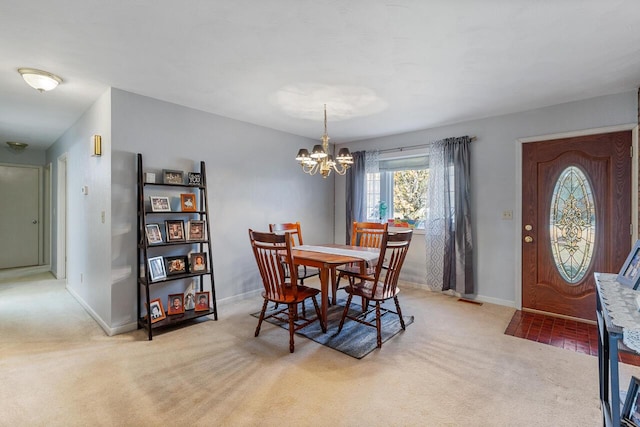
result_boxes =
[249,229,326,353]
[269,222,320,285]
[334,221,389,303]
[351,221,388,248]
[336,229,413,348]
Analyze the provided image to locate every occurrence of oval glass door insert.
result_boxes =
[549,166,596,284]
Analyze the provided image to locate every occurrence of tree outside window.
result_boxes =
[366,156,429,229]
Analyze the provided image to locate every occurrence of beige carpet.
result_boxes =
[1,273,637,426]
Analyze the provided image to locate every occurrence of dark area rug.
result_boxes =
[251,298,413,359]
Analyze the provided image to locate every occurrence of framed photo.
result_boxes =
[618,240,640,289]
[147,298,166,323]
[163,169,184,185]
[622,376,640,426]
[188,172,201,186]
[149,196,171,212]
[189,252,207,272]
[165,255,188,275]
[148,256,166,282]
[145,224,163,245]
[187,220,205,241]
[180,193,197,212]
[167,293,185,315]
[195,291,211,312]
[165,220,185,242]
[184,290,196,311]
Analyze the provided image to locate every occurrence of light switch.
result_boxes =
[81,185,89,195]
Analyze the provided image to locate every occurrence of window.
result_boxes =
[366,154,429,229]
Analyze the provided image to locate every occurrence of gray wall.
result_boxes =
[47,89,113,326]
[45,87,335,334]
[335,91,638,307]
[0,147,46,165]
[45,86,637,333]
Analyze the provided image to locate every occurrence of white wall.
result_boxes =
[47,89,113,326]
[46,86,636,333]
[109,89,334,332]
[0,146,46,165]
[335,91,638,307]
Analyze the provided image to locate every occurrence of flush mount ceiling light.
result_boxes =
[18,68,63,92]
[6,141,29,153]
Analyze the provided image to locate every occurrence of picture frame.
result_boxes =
[188,172,201,186]
[618,240,640,289]
[195,291,211,312]
[163,169,184,185]
[145,223,163,245]
[148,256,166,282]
[165,220,185,242]
[184,290,196,311]
[180,193,197,212]
[187,220,205,241]
[622,376,640,426]
[189,252,207,273]
[165,255,188,276]
[167,293,185,315]
[147,298,166,323]
[149,196,171,212]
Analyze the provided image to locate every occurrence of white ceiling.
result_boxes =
[1,1,640,150]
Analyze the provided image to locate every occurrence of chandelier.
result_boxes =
[295,104,353,178]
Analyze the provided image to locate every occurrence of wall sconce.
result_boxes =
[92,135,102,157]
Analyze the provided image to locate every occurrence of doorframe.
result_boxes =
[0,162,44,269]
[514,124,638,310]
[56,154,68,280]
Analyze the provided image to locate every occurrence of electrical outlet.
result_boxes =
[502,210,513,220]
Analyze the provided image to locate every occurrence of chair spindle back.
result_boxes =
[373,230,413,296]
[248,230,298,300]
[269,222,304,247]
[351,221,388,248]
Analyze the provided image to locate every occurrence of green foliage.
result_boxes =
[393,169,428,220]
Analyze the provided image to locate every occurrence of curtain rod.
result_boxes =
[377,135,476,154]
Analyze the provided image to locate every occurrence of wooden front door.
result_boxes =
[522,131,632,321]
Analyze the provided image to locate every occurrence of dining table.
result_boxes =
[291,244,379,329]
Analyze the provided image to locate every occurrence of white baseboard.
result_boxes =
[217,288,262,305]
[0,265,51,281]
[400,280,516,308]
[64,284,139,336]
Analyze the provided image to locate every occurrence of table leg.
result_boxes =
[330,266,337,305]
[319,266,329,331]
[609,333,620,427]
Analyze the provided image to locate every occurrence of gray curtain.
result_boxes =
[345,151,366,244]
[425,136,474,294]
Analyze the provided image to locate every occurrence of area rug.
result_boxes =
[250,299,413,359]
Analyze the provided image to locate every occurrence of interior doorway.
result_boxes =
[521,130,633,321]
[0,163,42,269]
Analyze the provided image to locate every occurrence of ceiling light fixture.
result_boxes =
[6,141,29,153]
[18,68,63,92]
[295,104,353,178]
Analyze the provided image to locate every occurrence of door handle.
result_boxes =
[524,236,533,243]
[32,220,38,224]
